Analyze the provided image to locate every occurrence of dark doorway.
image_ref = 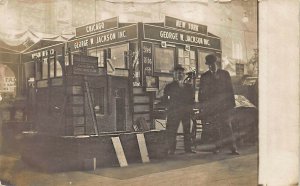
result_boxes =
[115,88,126,131]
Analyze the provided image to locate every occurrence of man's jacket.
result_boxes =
[198,69,235,119]
[163,81,194,114]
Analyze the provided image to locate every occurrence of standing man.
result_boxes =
[198,54,239,155]
[163,64,195,155]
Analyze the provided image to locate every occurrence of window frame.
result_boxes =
[153,46,175,74]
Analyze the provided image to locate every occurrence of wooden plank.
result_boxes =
[133,111,151,115]
[136,133,150,163]
[85,81,99,135]
[133,87,144,94]
[134,105,150,112]
[133,96,150,103]
[74,127,85,136]
[111,137,128,167]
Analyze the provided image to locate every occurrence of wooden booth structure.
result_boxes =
[17,16,226,171]
[21,16,222,137]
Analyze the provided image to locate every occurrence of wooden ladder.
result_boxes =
[132,87,153,131]
[84,80,99,135]
[65,76,86,135]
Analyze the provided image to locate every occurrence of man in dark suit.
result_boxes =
[198,54,239,155]
[163,64,195,155]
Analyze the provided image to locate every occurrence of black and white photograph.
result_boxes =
[0,0,298,185]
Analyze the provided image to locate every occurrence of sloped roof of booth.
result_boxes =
[0,29,74,53]
[22,40,64,53]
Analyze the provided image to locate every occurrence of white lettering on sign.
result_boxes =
[144,67,152,74]
[143,57,152,64]
[180,34,184,41]
[143,45,151,53]
[31,49,55,59]
[86,22,105,33]
[2,77,16,92]
[176,20,186,28]
[204,39,210,45]
[96,33,116,44]
[188,23,199,32]
[159,31,178,40]
[185,35,203,44]
[158,30,211,46]
[74,39,89,49]
[73,29,130,50]
[175,20,199,32]
[185,35,210,46]
[118,31,127,38]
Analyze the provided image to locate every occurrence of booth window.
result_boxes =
[50,59,55,78]
[49,58,63,78]
[25,62,35,82]
[35,60,42,80]
[154,47,174,73]
[42,58,48,79]
[92,87,105,115]
[56,60,62,77]
[178,49,196,72]
[110,44,128,69]
[88,48,105,67]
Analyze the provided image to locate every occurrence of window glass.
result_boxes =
[56,60,63,77]
[178,49,196,72]
[42,58,48,79]
[50,58,55,78]
[24,62,35,81]
[154,47,174,73]
[36,60,42,80]
[88,49,105,67]
[110,44,128,69]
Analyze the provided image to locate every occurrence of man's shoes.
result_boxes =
[230,150,240,155]
[185,150,196,154]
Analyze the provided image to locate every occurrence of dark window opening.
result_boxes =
[92,87,105,116]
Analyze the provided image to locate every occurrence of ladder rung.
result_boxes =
[133,93,148,96]
[133,102,150,105]
[133,111,151,114]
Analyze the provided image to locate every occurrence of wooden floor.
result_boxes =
[0,143,258,186]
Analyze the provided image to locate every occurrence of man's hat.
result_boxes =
[205,54,217,65]
[173,64,185,71]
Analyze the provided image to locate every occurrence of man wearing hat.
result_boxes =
[198,54,239,155]
[163,64,195,155]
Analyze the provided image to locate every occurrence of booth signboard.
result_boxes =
[165,16,207,35]
[69,24,138,52]
[73,54,99,76]
[1,77,16,92]
[141,42,153,86]
[143,24,221,51]
[76,17,119,37]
